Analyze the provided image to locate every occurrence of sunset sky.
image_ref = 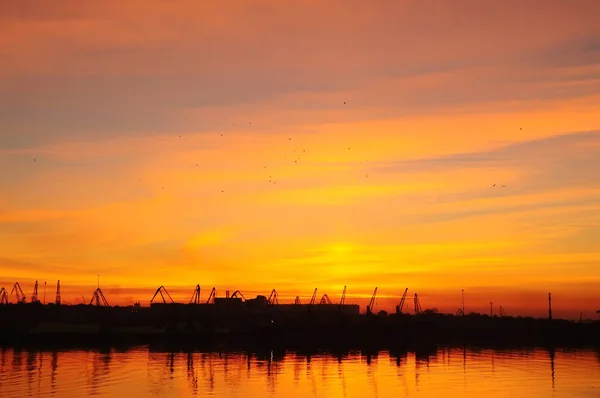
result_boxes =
[1,0,599,318]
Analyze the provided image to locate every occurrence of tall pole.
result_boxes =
[490,301,493,317]
[548,293,552,320]
[43,281,47,305]
[462,289,465,316]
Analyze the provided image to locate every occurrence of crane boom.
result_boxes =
[231,290,246,301]
[0,288,8,305]
[267,289,278,305]
[31,281,39,304]
[294,296,301,305]
[55,280,61,305]
[339,285,347,310]
[11,282,26,304]
[190,284,201,304]
[367,287,377,314]
[414,293,422,314]
[319,294,332,304]
[151,286,174,304]
[396,288,408,314]
[206,287,217,304]
[309,288,318,306]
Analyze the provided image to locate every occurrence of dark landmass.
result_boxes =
[1,300,598,350]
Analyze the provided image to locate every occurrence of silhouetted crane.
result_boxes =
[55,280,61,305]
[499,306,507,317]
[319,294,332,304]
[267,289,278,305]
[190,284,201,304]
[206,287,217,304]
[0,288,8,305]
[396,288,408,314]
[31,281,39,304]
[309,288,318,306]
[151,286,174,304]
[90,288,109,306]
[339,285,346,311]
[414,293,422,314]
[231,290,246,301]
[294,296,301,305]
[366,287,377,315]
[11,282,26,304]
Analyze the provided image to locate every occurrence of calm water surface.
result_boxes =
[1,346,599,397]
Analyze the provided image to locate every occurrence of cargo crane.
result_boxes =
[319,294,332,304]
[151,286,174,304]
[190,284,201,304]
[499,306,507,317]
[339,285,346,311]
[90,287,109,306]
[309,288,318,306]
[395,288,408,314]
[414,293,422,314]
[366,287,377,315]
[11,282,26,304]
[206,287,217,304]
[0,288,8,305]
[31,281,39,304]
[231,290,246,301]
[267,289,278,305]
[294,296,301,304]
[55,280,61,305]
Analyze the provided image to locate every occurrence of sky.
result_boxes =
[1,0,600,318]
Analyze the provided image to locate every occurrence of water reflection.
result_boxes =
[0,346,598,397]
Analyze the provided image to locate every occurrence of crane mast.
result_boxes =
[31,281,39,304]
[206,287,217,304]
[190,284,201,304]
[267,289,278,305]
[151,286,174,304]
[339,285,347,311]
[0,288,8,305]
[414,293,422,314]
[55,280,61,305]
[309,288,318,306]
[319,294,332,304]
[11,282,26,304]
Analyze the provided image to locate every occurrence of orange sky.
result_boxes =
[1,0,600,319]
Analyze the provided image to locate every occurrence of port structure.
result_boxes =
[308,288,318,307]
[267,289,278,305]
[11,282,26,304]
[231,290,246,301]
[55,280,61,305]
[90,287,109,306]
[206,287,217,304]
[319,294,332,304]
[31,281,39,304]
[151,286,174,304]
[339,285,346,311]
[395,288,408,314]
[294,296,301,304]
[190,284,201,304]
[0,287,8,305]
[414,293,422,314]
[499,306,507,317]
[366,287,377,315]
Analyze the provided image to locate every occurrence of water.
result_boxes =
[1,346,599,397]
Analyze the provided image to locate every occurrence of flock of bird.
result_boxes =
[31,104,515,193]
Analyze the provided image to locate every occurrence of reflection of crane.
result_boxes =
[31,281,39,304]
[319,294,332,304]
[190,284,201,304]
[55,280,61,305]
[231,290,246,301]
[339,285,347,310]
[206,287,217,304]
[414,293,422,314]
[151,286,174,304]
[267,289,278,305]
[11,282,26,304]
[0,288,8,305]
[366,287,377,315]
[309,288,318,306]
[396,288,408,314]
[294,296,301,305]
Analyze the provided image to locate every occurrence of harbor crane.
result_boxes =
[231,290,246,301]
[151,286,174,304]
[395,288,408,314]
[206,287,217,304]
[267,289,278,305]
[339,285,346,311]
[319,294,332,304]
[190,284,201,304]
[366,287,377,315]
[31,281,39,304]
[90,287,109,306]
[0,288,8,305]
[499,306,507,317]
[309,288,318,306]
[294,296,301,304]
[414,293,422,314]
[55,280,61,305]
[11,282,26,304]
